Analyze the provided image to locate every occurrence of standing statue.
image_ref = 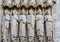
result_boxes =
[11,8,19,42]
[45,15,54,42]
[27,8,35,42]
[19,8,26,42]
[3,9,11,42]
[36,7,44,42]
[45,7,54,42]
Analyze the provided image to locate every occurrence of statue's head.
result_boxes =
[13,8,18,15]
[21,8,26,15]
[47,7,52,15]
[20,7,26,15]
[28,7,34,15]
[5,9,10,15]
[38,8,42,15]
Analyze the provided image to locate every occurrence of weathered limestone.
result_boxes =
[52,0,56,3]
[0,6,3,42]
[3,0,12,7]
[19,8,26,42]
[47,0,53,6]
[53,0,60,42]
[0,0,56,42]
[47,7,52,15]
[0,1,3,41]
[12,0,20,7]
[11,8,19,42]
[27,8,35,42]
[36,7,44,42]
[45,7,54,42]
[43,0,48,3]
[36,0,44,6]
[28,0,36,7]
[20,0,28,7]
[45,15,53,42]
[3,9,11,42]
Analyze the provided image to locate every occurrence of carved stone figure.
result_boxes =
[45,15,54,42]
[3,9,11,42]
[11,8,19,42]
[3,0,12,7]
[19,8,26,42]
[36,8,44,42]
[47,7,52,15]
[27,8,35,42]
